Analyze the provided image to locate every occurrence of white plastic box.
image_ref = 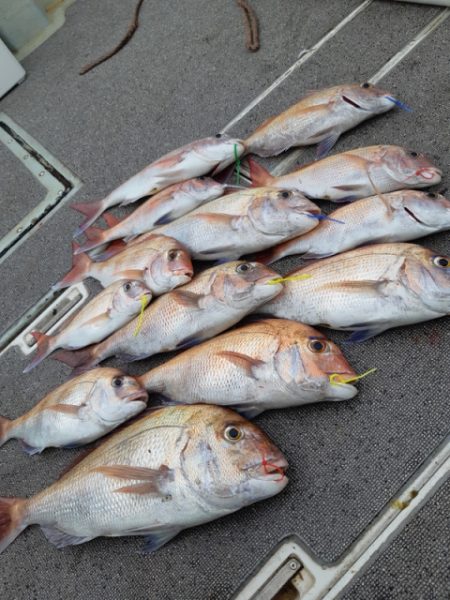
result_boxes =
[0,38,25,98]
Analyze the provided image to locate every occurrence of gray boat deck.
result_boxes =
[0,1,449,598]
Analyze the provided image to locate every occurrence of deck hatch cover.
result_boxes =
[0,113,82,263]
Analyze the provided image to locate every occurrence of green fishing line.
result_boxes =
[234,143,241,185]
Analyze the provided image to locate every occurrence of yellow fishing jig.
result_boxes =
[267,273,312,285]
[329,367,377,386]
[133,294,151,337]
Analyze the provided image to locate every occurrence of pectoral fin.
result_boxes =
[47,404,83,416]
[152,151,186,170]
[332,184,365,192]
[332,279,389,294]
[83,313,112,327]
[194,212,240,230]
[93,464,174,495]
[171,290,204,309]
[217,351,265,379]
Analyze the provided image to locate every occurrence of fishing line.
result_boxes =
[133,294,151,336]
[385,96,412,113]
[267,274,312,285]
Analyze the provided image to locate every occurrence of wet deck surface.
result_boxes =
[1,1,449,598]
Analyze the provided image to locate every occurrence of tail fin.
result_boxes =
[136,371,165,394]
[92,239,127,262]
[0,416,12,447]
[103,212,122,228]
[251,237,306,265]
[23,332,56,373]
[73,226,108,255]
[52,243,92,291]
[247,158,275,187]
[52,346,98,374]
[72,199,106,237]
[0,497,27,554]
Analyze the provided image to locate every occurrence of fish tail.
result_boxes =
[74,226,108,254]
[136,370,165,393]
[92,239,127,262]
[51,345,99,374]
[247,158,274,187]
[0,497,27,554]
[102,212,122,228]
[23,331,56,373]
[0,416,13,447]
[72,199,107,237]
[52,243,93,291]
[251,244,287,265]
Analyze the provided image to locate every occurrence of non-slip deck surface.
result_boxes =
[0,2,449,599]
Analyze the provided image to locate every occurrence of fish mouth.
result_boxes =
[139,291,153,301]
[125,390,149,403]
[295,206,321,217]
[416,167,442,182]
[325,370,359,400]
[171,268,194,279]
[247,455,289,481]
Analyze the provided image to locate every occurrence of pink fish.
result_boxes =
[52,261,283,371]
[0,368,148,455]
[75,177,226,255]
[53,235,193,295]
[24,280,152,372]
[245,83,405,159]
[248,145,441,202]
[72,135,244,235]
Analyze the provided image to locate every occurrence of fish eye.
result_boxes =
[168,249,179,261]
[409,151,418,158]
[215,133,222,138]
[279,191,291,199]
[236,262,253,274]
[224,425,243,442]
[308,339,327,353]
[433,256,450,268]
[112,376,124,388]
[123,282,132,292]
[361,82,370,89]
[427,192,437,199]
